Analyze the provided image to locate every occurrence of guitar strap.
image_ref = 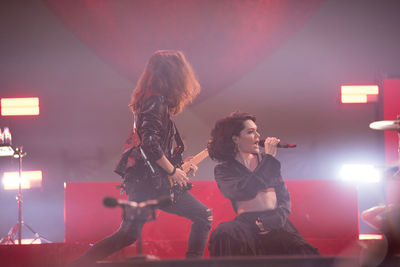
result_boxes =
[172,123,184,159]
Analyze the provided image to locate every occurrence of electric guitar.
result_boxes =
[168,148,209,195]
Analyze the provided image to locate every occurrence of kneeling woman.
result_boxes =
[207,112,318,256]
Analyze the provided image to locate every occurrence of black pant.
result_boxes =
[209,211,319,257]
[76,177,212,263]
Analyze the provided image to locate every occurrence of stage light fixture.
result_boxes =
[0,146,14,157]
[0,97,40,116]
[340,164,381,183]
[341,94,368,103]
[2,170,42,190]
[359,234,383,240]
[14,238,42,244]
[341,85,379,103]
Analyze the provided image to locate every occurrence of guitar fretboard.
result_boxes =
[181,148,209,173]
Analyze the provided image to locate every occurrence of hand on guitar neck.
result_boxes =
[182,157,199,178]
[181,148,209,176]
[169,148,209,188]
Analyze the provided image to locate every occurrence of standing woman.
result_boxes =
[207,112,318,256]
[73,50,212,264]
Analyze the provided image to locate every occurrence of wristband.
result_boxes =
[167,166,177,176]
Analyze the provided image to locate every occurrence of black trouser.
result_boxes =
[209,211,319,257]
[77,177,212,263]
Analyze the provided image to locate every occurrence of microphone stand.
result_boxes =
[125,206,159,261]
[0,146,51,245]
[103,196,170,261]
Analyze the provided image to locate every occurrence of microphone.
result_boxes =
[103,195,172,209]
[258,139,297,148]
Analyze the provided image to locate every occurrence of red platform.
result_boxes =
[65,180,359,259]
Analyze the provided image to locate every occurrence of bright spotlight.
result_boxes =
[340,164,381,183]
[2,170,42,190]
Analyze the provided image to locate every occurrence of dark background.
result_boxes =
[1,0,399,242]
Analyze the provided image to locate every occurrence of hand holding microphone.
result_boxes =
[262,137,280,157]
[258,138,297,157]
[258,139,297,148]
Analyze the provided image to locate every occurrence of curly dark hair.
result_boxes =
[207,112,256,162]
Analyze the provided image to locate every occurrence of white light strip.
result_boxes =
[341,85,379,95]
[359,234,383,240]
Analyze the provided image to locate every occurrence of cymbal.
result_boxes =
[369,120,400,131]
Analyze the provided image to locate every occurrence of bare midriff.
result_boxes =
[236,187,277,215]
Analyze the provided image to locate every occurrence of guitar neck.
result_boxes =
[181,148,209,173]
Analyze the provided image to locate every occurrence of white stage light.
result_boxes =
[340,164,381,183]
[2,170,42,190]
[359,234,383,240]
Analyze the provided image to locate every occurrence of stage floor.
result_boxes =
[1,242,400,267]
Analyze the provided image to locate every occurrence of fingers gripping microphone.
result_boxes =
[258,139,297,148]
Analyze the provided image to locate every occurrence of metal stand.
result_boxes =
[0,146,51,245]
[126,208,159,261]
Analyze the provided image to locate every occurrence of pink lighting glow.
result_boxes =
[0,97,40,116]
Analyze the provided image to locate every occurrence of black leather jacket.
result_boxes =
[137,95,175,161]
[114,95,176,177]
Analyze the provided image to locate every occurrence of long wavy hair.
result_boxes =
[130,50,200,115]
[207,112,256,162]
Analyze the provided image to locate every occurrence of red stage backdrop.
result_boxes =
[383,79,400,164]
[383,78,400,204]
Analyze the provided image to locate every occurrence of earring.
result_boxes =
[234,143,239,153]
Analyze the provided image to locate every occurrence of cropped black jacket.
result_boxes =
[214,154,291,229]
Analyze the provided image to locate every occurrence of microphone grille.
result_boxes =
[103,197,118,207]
